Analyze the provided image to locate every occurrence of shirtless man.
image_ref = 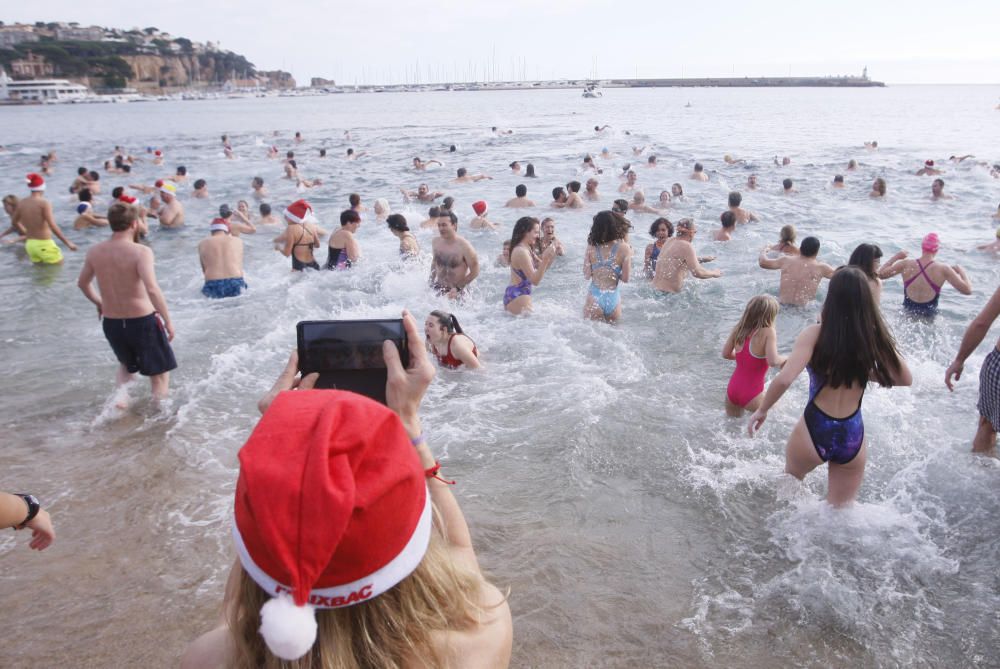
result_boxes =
[652,219,721,292]
[346,148,366,160]
[77,202,176,400]
[746,174,759,190]
[509,161,522,174]
[169,166,188,184]
[13,174,77,264]
[251,176,267,200]
[152,150,164,166]
[629,191,661,214]
[429,211,480,299]
[757,236,835,306]
[258,203,278,225]
[618,170,638,193]
[412,157,442,171]
[931,178,953,201]
[715,211,736,241]
[504,184,535,208]
[564,181,584,208]
[535,217,565,257]
[198,215,246,299]
[726,191,758,223]
[782,178,796,195]
[551,187,568,208]
[469,201,497,230]
[420,206,442,230]
[690,163,709,182]
[401,184,443,203]
[192,179,209,199]
[451,168,492,184]
[585,178,601,201]
[70,167,92,194]
[153,182,185,228]
[916,160,943,176]
[217,204,256,237]
[646,155,657,168]
[833,175,846,188]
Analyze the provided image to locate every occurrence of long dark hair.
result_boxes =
[588,210,628,246]
[429,310,463,334]
[510,216,538,250]
[847,243,882,280]
[811,267,902,388]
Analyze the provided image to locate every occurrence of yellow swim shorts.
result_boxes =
[25,238,63,264]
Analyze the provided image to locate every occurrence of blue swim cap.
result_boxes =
[76,202,90,215]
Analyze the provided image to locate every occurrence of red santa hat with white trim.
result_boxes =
[232,389,431,661]
[26,173,45,192]
[283,199,316,224]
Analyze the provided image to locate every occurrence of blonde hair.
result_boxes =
[227,519,488,669]
[2,194,18,209]
[731,295,780,347]
[779,224,797,246]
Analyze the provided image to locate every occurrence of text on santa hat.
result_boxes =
[273,584,374,607]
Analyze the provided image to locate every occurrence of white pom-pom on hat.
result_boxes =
[259,594,318,661]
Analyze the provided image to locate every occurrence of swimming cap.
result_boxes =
[76,202,91,215]
[154,150,163,157]
[472,201,487,216]
[925,159,934,167]
[922,232,940,253]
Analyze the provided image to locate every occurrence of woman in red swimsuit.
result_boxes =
[425,311,481,369]
[722,295,786,416]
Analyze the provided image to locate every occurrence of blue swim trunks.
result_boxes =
[202,277,247,299]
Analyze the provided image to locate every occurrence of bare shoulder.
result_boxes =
[180,625,232,669]
[431,579,513,669]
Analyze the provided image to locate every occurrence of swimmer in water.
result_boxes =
[429,210,480,299]
[504,216,557,315]
[373,198,391,222]
[387,213,420,259]
[782,178,796,195]
[746,174,758,190]
[644,217,672,277]
[420,206,442,230]
[690,163,709,182]
[400,183,444,203]
[251,176,267,200]
[509,161,522,174]
[198,213,247,299]
[757,236,834,306]
[594,124,611,133]
[451,168,492,184]
[152,150,164,166]
[612,199,629,214]
[72,190,108,230]
[497,239,511,267]
[870,177,887,198]
[618,170,639,193]
[346,148,367,160]
[833,175,845,188]
[218,204,256,237]
[723,295,786,417]
[491,126,513,135]
[878,233,972,319]
[234,201,253,226]
[585,178,601,202]
[726,191,758,224]
[169,166,188,184]
[916,159,943,176]
[326,210,361,270]
[651,218,720,293]
[258,203,278,225]
[581,154,602,175]
[561,181,583,208]
[551,187,568,208]
[865,140,879,150]
[774,156,791,167]
[294,131,303,144]
[0,194,22,244]
[425,311,481,369]
[629,191,661,215]
[469,201,498,230]
[931,178,953,201]
[715,211,736,241]
[535,217,565,257]
[413,157,444,172]
[949,154,975,163]
[583,210,632,323]
[976,228,1000,253]
[847,243,886,302]
[192,179,209,199]
[524,163,537,178]
[724,154,745,165]
[274,199,324,272]
[671,183,684,199]
[646,154,657,168]
[633,146,646,156]
[152,182,185,228]
[770,224,800,256]
[505,184,535,208]
[348,193,367,215]
[748,267,912,507]
[846,159,859,171]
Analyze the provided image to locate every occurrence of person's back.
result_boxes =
[777,255,829,306]
[652,238,692,292]
[198,233,244,282]
[15,196,50,240]
[88,237,155,318]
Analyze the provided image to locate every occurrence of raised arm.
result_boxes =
[946,285,1000,390]
[689,244,721,279]
[877,251,908,279]
[944,264,972,295]
[758,249,782,270]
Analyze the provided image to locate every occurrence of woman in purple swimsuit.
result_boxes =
[747,267,912,506]
[504,216,557,315]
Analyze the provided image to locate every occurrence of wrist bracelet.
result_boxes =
[424,461,456,485]
[411,434,426,447]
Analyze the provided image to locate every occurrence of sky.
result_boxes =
[5,1,1000,86]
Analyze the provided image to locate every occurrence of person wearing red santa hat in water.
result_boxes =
[11,173,77,264]
[274,199,326,271]
[915,159,944,176]
[152,149,164,166]
[469,200,498,230]
[181,311,512,669]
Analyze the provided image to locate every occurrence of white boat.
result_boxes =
[582,85,602,98]
[0,70,93,103]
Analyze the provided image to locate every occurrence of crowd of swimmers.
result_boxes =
[3,126,1000,667]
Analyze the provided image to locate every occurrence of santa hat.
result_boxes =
[472,200,487,217]
[118,194,137,204]
[232,390,430,661]
[154,150,162,157]
[26,173,45,192]
[284,199,315,224]
[925,159,934,167]
[922,232,940,253]
[210,218,231,233]
[76,202,92,215]
[159,182,176,197]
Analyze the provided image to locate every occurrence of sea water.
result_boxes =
[1,86,999,668]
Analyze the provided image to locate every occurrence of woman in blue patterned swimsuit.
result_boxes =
[747,267,912,506]
[504,216,557,315]
[584,210,632,323]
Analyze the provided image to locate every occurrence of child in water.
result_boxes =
[722,295,787,416]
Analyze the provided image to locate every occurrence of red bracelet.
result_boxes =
[424,461,455,485]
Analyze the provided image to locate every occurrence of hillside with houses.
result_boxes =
[0,21,293,93]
